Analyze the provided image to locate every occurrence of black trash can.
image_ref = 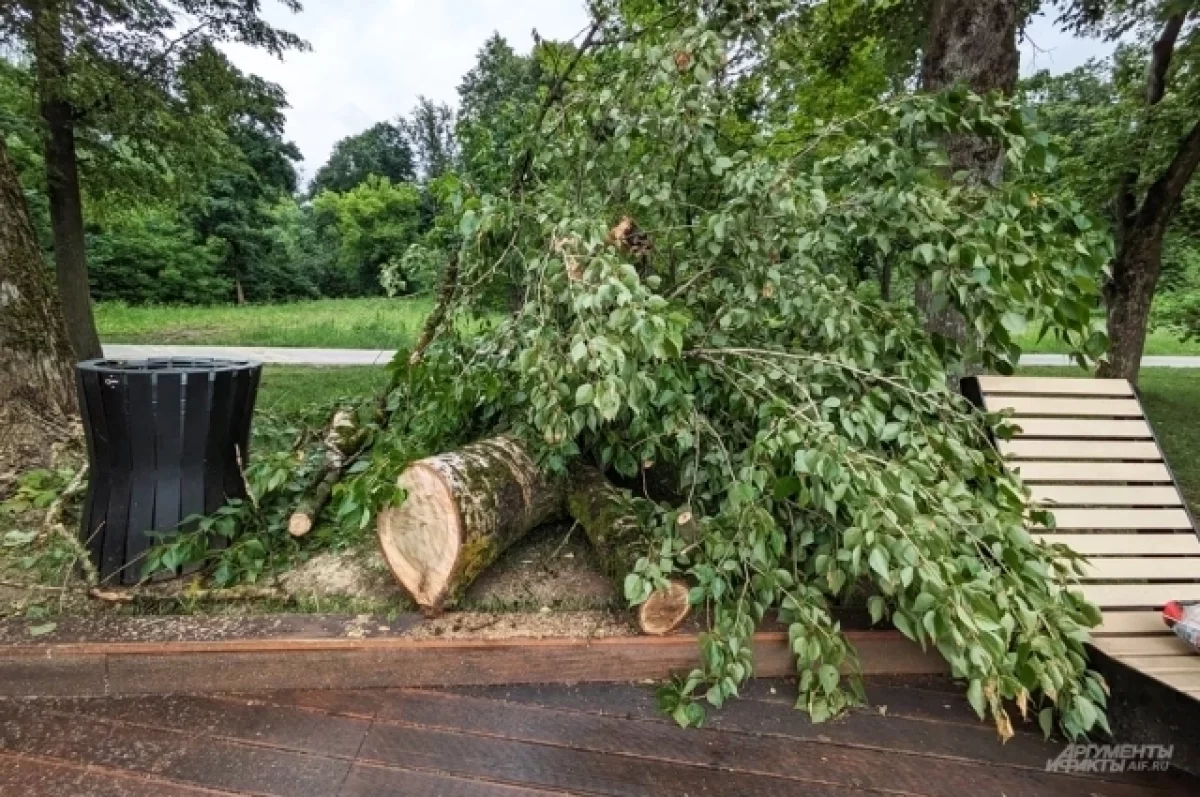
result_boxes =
[76,358,262,584]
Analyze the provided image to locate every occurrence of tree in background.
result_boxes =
[457,33,541,193]
[403,96,459,181]
[308,121,415,196]
[311,176,423,295]
[0,0,305,358]
[1041,1,1200,382]
[0,136,76,487]
[185,71,308,303]
[87,208,230,304]
[915,0,1023,360]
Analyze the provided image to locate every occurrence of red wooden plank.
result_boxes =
[358,720,870,797]
[341,762,570,797]
[0,751,225,797]
[0,701,350,796]
[368,688,1162,797]
[45,694,371,759]
[0,653,106,697]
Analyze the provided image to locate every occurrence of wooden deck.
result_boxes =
[972,376,1200,699]
[2,677,1196,795]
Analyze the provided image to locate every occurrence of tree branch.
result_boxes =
[1115,11,1189,236]
[511,17,605,194]
[1146,12,1186,106]
[1139,116,1200,229]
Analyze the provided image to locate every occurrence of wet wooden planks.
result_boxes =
[1,679,1192,796]
[969,375,1200,704]
[0,626,945,698]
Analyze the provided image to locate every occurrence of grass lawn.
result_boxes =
[96,297,433,349]
[1020,366,1200,514]
[1017,328,1200,357]
[255,366,391,418]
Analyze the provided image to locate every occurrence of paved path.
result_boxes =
[104,344,1200,369]
[103,344,396,366]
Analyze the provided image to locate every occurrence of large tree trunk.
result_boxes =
[376,436,565,614]
[1099,14,1200,384]
[1099,230,1165,384]
[32,2,103,361]
[566,466,691,635]
[0,136,79,490]
[917,0,1020,359]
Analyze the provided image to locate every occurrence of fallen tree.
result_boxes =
[376,436,564,614]
[221,1,1117,741]
[566,466,691,635]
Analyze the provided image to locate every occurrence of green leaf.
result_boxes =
[966,679,986,719]
[818,664,839,694]
[575,383,595,407]
[27,622,57,638]
[868,547,889,579]
[1038,708,1054,740]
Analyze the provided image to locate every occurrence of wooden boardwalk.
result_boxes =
[1,677,1195,796]
[971,376,1200,700]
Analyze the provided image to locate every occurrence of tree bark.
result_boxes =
[32,2,103,361]
[0,136,79,489]
[566,466,691,635]
[1099,13,1200,384]
[1100,230,1164,383]
[917,0,1020,359]
[376,436,565,614]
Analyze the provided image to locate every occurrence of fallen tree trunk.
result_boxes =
[289,409,360,537]
[377,436,565,614]
[567,466,691,635]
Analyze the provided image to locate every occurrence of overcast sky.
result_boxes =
[223,2,1117,180]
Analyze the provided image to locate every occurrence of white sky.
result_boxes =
[222,3,1116,179]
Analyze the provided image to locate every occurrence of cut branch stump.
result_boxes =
[566,465,691,635]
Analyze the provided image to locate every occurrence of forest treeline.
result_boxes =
[0,31,535,305]
[2,1,1198,376]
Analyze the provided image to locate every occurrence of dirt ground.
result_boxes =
[1,501,625,643]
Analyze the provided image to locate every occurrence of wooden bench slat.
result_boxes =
[1010,418,1153,439]
[975,376,1134,396]
[1042,508,1193,530]
[1031,485,1183,507]
[1112,655,1200,674]
[999,440,1163,461]
[1013,462,1172,483]
[1147,670,1200,693]
[1037,533,1200,556]
[1092,634,1193,657]
[1080,557,1200,581]
[1074,582,1200,608]
[1094,611,1170,635]
[984,396,1144,417]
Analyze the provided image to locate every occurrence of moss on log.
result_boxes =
[377,436,565,614]
[567,465,691,635]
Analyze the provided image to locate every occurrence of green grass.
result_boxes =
[98,297,1200,356]
[1019,366,1200,514]
[96,297,434,349]
[254,366,390,418]
[1016,327,1200,356]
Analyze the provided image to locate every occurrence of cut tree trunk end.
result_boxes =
[376,436,565,615]
[566,465,691,635]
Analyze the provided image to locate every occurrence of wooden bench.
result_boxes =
[965,375,1200,699]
